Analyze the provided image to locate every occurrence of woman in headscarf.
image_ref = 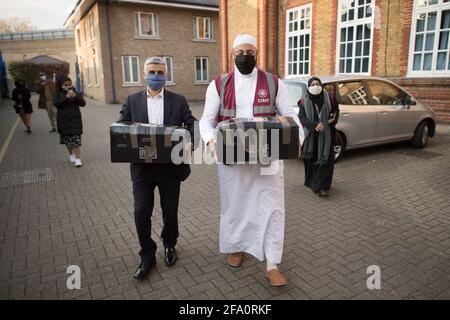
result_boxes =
[298,77,339,197]
[53,75,86,167]
[11,79,33,133]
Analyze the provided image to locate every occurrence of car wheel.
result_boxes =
[410,121,429,148]
[334,131,345,162]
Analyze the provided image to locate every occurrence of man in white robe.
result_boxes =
[199,34,304,286]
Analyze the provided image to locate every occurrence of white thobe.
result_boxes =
[199,68,304,263]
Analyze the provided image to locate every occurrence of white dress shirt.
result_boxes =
[147,88,164,125]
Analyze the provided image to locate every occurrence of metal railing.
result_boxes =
[0,29,74,42]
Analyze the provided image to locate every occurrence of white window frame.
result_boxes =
[408,0,450,77]
[195,57,209,83]
[135,11,160,38]
[194,17,213,40]
[88,12,95,40]
[335,0,375,75]
[284,4,313,78]
[93,57,99,86]
[121,56,141,85]
[86,62,91,87]
[163,56,174,84]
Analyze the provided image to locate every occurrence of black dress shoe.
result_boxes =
[318,189,329,197]
[164,247,177,267]
[133,260,156,279]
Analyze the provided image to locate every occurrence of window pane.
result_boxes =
[362,57,369,72]
[437,52,447,70]
[199,18,205,38]
[338,81,369,105]
[166,58,172,82]
[442,10,450,29]
[349,8,354,21]
[305,62,309,74]
[132,57,138,82]
[355,58,361,72]
[415,34,424,51]
[423,53,432,70]
[140,13,153,35]
[124,58,130,83]
[348,27,354,41]
[364,24,371,39]
[340,44,346,57]
[356,42,362,56]
[339,59,345,73]
[346,59,352,72]
[202,59,207,80]
[364,40,370,55]
[356,25,363,40]
[358,7,364,19]
[366,5,372,17]
[346,43,353,57]
[341,28,346,42]
[427,12,437,31]
[425,33,435,50]
[367,80,403,105]
[413,54,422,70]
[416,14,426,32]
[439,31,449,50]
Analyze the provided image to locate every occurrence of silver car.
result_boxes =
[284,76,437,160]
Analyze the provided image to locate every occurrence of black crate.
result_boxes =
[110,122,190,163]
[216,116,299,164]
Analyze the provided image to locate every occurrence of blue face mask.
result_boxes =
[146,74,166,90]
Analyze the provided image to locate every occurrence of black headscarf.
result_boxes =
[15,79,26,88]
[14,79,28,94]
[56,74,72,93]
[307,76,324,107]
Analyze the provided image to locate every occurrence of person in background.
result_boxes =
[37,72,57,132]
[11,79,33,133]
[298,77,339,197]
[53,75,86,167]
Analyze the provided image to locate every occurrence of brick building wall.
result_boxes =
[73,2,220,104]
[75,3,106,102]
[0,37,76,83]
[221,0,450,123]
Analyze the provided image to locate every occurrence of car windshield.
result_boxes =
[285,82,306,107]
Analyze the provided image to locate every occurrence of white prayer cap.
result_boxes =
[232,33,257,49]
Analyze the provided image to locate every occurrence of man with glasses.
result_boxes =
[199,34,304,286]
[119,56,196,279]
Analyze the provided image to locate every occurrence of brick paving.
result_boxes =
[0,94,449,300]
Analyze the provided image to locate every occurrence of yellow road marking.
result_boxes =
[0,117,20,164]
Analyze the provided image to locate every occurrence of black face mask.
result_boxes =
[234,54,256,75]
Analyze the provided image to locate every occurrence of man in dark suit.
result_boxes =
[119,56,196,279]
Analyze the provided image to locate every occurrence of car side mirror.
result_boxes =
[405,96,416,106]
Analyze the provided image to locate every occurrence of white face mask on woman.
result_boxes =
[308,85,323,95]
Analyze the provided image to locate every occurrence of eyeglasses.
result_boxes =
[147,70,165,75]
[233,50,256,56]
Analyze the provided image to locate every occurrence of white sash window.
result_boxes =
[408,0,450,76]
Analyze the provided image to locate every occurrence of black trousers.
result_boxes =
[132,165,181,263]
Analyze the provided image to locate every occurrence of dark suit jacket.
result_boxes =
[119,89,196,182]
